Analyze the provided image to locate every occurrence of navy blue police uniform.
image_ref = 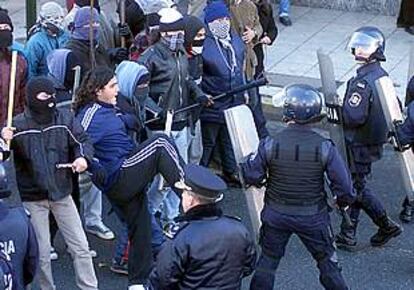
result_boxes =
[242,126,355,290]
[150,164,257,290]
[0,163,38,290]
[335,26,402,248]
[240,84,355,290]
[338,61,402,247]
[0,251,14,290]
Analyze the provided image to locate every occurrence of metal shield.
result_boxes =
[376,76,414,202]
[224,105,264,236]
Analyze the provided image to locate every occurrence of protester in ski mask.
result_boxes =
[26,77,57,125]
[25,2,69,78]
[199,0,246,186]
[64,0,117,49]
[0,9,27,125]
[65,7,127,80]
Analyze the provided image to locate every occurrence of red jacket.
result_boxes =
[0,50,27,126]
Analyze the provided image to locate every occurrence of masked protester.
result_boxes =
[0,9,27,126]
[0,76,98,290]
[138,7,211,238]
[65,7,128,81]
[183,15,206,165]
[200,0,245,187]
[64,0,116,49]
[25,2,69,78]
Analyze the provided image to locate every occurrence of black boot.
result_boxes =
[399,198,414,223]
[335,218,358,251]
[370,216,402,247]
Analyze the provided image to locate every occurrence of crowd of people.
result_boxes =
[0,0,413,290]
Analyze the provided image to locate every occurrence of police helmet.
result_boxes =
[0,163,10,199]
[348,26,386,62]
[279,84,324,124]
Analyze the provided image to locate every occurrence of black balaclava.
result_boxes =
[75,0,101,13]
[0,10,13,49]
[26,76,57,124]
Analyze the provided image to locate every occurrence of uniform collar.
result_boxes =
[356,61,381,77]
[176,204,222,222]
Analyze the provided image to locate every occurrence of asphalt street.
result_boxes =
[29,120,414,290]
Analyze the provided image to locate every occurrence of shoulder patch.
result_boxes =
[165,221,189,239]
[348,92,362,107]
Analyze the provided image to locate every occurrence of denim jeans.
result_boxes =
[147,127,189,225]
[79,174,104,228]
[279,0,290,16]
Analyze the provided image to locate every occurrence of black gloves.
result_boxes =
[108,47,129,63]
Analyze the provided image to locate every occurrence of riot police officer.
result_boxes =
[0,163,39,290]
[241,84,355,290]
[149,164,256,290]
[335,26,402,251]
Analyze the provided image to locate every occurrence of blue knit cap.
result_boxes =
[204,0,230,23]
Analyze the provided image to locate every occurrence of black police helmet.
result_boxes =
[0,163,10,199]
[348,26,386,62]
[281,84,325,124]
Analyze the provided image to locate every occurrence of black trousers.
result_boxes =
[107,134,185,285]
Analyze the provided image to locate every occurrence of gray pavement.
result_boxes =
[1,1,414,289]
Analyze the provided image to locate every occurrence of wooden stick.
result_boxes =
[6,50,18,148]
[89,0,96,69]
[119,0,126,48]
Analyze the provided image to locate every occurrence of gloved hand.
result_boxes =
[197,95,214,107]
[118,23,132,38]
[108,47,129,63]
[326,103,341,124]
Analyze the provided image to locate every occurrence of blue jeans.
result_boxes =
[279,0,290,16]
[147,127,189,224]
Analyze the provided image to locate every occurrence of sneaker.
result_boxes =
[110,259,128,275]
[50,247,58,261]
[279,15,292,26]
[85,223,115,240]
[128,285,148,290]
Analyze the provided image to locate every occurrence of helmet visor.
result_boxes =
[347,32,380,55]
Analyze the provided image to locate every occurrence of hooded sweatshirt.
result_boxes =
[47,48,72,106]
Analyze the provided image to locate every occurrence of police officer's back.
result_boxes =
[241,84,355,290]
[0,163,38,290]
[150,164,256,290]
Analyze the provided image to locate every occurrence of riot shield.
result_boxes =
[317,49,348,164]
[224,105,264,236]
[375,76,414,202]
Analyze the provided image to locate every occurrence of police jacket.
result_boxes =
[138,41,205,131]
[0,203,38,290]
[200,31,246,124]
[150,204,256,290]
[342,61,388,146]
[241,125,355,215]
[0,108,94,202]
